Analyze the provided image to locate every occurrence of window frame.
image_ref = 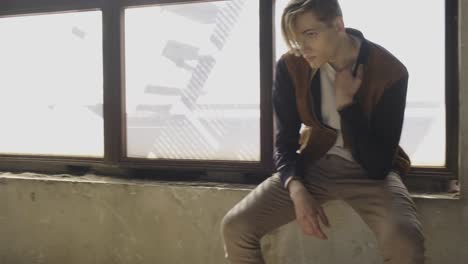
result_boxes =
[405,0,459,182]
[0,0,459,191]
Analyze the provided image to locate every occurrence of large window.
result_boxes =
[0,10,103,157]
[275,0,447,167]
[124,1,260,161]
[0,0,458,186]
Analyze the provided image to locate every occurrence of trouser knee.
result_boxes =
[380,220,426,263]
[221,211,259,243]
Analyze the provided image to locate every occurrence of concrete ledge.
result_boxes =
[0,171,459,200]
[0,172,464,264]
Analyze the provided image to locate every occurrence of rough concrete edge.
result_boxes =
[0,171,461,201]
[0,171,256,191]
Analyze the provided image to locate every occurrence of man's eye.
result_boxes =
[306,32,317,37]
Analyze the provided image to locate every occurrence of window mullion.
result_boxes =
[103,0,125,165]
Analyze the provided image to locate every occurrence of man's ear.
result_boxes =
[333,16,345,32]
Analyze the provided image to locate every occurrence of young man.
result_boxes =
[221,0,426,263]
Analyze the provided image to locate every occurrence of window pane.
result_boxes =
[275,0,445,166]
[125,0,260,161]
[0,11,104,157]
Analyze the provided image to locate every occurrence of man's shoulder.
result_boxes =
[278,52,309,69]
[366,40,408,80]
[276,52,312,85]
[349,27,407,75]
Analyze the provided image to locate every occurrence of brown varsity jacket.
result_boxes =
[273,28,411,188]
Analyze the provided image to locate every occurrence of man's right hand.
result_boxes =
[288,180,330,240]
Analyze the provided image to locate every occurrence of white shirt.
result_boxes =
[319,62,356,162]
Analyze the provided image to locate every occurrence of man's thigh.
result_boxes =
[332,171,425,258]
[222,171,335,237]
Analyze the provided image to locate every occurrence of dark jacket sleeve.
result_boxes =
[272,57,302,187]
[338,75,409,179]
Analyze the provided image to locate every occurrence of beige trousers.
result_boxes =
[221,154,425,264]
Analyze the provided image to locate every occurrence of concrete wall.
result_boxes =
[0,172,465,264]
[1,1,467,263]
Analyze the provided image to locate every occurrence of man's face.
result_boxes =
[292,11,342,68]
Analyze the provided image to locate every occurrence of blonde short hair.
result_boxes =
[281,0,343,56]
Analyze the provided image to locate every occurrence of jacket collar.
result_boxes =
[345,28,370,76]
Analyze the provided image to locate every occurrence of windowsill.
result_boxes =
[410,192,459,200]
[0,171,255,191]
[0,171,460,200]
